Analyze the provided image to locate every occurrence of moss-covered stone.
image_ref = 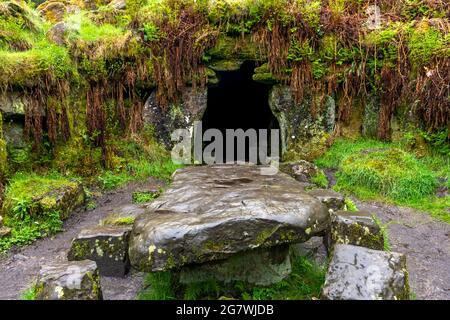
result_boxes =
[68,225,132,277]
[327,210,385,251]
[307,189,345,212]
[268,85,336,161]
[206,35,261,61]
[34,260,103,300]
[99,204,146,226]
[209,59,243,72]
[252,63,278,85]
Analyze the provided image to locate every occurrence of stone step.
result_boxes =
[34,260,102,300]
[321,244,409,300]
[325,210,384,251]
[68,225,132,277]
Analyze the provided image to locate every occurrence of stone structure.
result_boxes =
[129,164,329,272]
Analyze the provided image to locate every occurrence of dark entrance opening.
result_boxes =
[202,60,280,163]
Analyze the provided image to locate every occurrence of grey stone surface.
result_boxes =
[68,225,132,277]
[307,189,345,211]
[0,93,28,118]
[129,164,329,272]
[290,236,328,266]
[180,245,291,286]
[35,260,102,300]
[322,244,409,300]
[327,210,384,250]
[279,160,323,184]
[268,85,336,161]
[362,95,380,138]
[143,87,207,148]
[99,203,146,226]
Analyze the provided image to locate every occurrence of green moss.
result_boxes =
[316,138,450,223]
[343,198,358,212]
[110,217,135,225]
[2,172,79,216]
[206,35,260,61]
[337,148,437,201]
[70,240,92,259]
[21,283,41,300]
[372,215,391,251]
[407,22,448,68]
[311,170,328,188]
[209,59,243,72]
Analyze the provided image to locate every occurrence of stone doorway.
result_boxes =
[202,60,280,163]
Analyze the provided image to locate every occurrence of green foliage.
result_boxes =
[296,0,322,30]
[2,171,79,217]
[138,255,325,300]
[132,190,161,203]
[138,271,179,300]
[336,148,437,201]
[408,24,448,68]
[419,127,450,156]
[343,197,358,212]
[0,209,63,252]
[21,285,37,300]
[97,158,181,190]
[311,170,328,188]
[372,215,391,251]
[315,138,391,169]
[316,138,450,223]
[288,38,314,62]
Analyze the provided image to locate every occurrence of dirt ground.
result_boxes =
[0,178,165,300]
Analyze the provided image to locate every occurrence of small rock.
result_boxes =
[280,160,322,184]
[35,260,102,300]
[326,210,384,250]
[47,21,68,45]
[290,236,327,265]
[0,226,11,238]
[68,225,132,277]
[12,253,28,261]
[37,2,66,23]
[109,0,125,10]
[307,189,345,211]
[322,244,409,300]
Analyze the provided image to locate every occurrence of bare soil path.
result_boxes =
[0,178,165,300]
[356,199,450,300]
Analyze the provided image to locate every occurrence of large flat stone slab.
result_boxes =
[129,164,329,272]
[322,244,409,300]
